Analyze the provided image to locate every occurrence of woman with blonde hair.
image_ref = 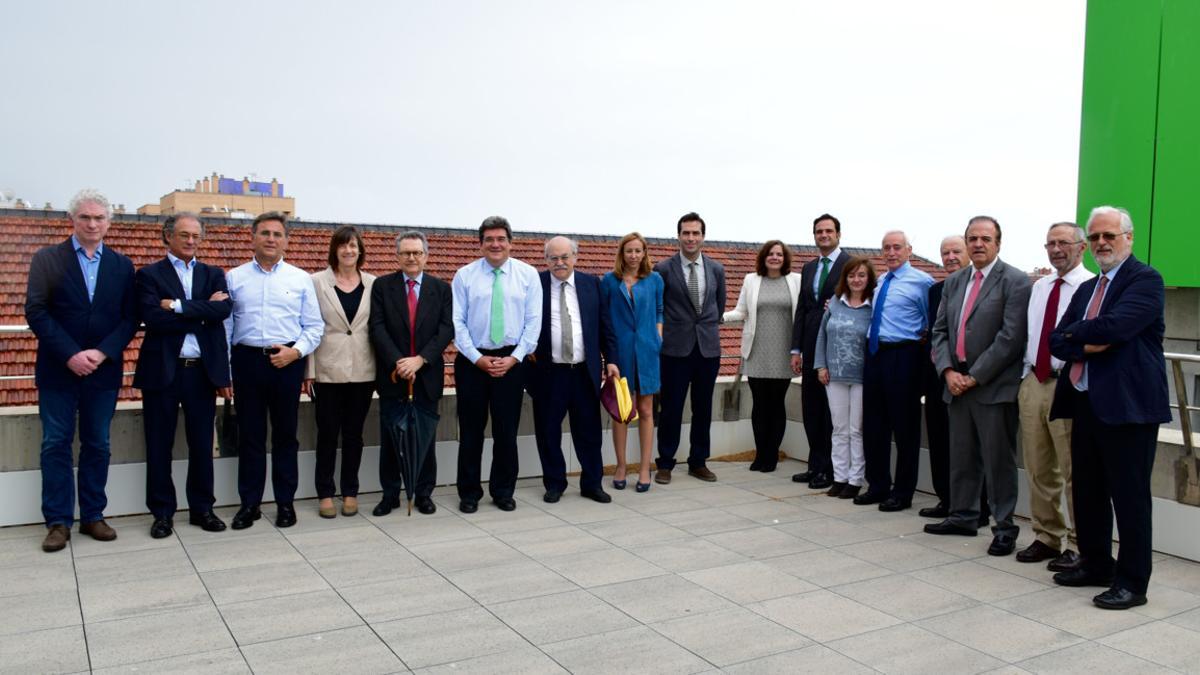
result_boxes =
[599,232,664,492]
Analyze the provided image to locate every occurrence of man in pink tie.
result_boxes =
[368,231,454,517]
[1048,206,1170,610]
[1014,223,1093,570]
[925,216,1031,558]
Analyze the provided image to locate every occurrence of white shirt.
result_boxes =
[167,252,202,359]
[679,252,706,305]
[1073,257,1126,392]
[1022,263,1095,376]
[550,273,585,364]
[959,258,998,308]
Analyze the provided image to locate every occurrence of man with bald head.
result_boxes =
[1014,222,1092,570]
[857,230,933,511]
[526,236,616,503]
[1049,206,1169,610]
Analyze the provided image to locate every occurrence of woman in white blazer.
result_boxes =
[304,226,377,518]
[723,240,804,472]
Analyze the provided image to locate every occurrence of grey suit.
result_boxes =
[931,259,1031,535]
[654,253,727,470]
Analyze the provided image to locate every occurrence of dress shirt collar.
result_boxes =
[1100,257,1127,282]
[404,271,424,285]
[551,272,576,290]
[481,257,512,274]
[167,251,195,269]
[1055,262,1093,287]
[883,261,912,280]
[838,293,872,308]
[968,257,998,279]
[71,234,104,259]
[819,247,841,263]
[252,257,284,273]
[679,251,704,268]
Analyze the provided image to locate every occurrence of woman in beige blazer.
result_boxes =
[722,240,804,472]
[304,226,377,518]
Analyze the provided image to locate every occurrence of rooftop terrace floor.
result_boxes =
[3,459,1200,674]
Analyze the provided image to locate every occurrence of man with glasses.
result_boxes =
[369,231,454,516]
[1049,206,1170,610]
[1012,222,1093,570]
[451,216,542,513]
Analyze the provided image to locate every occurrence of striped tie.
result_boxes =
[688,261,701,314]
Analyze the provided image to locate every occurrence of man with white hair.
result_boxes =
[1048,206,1170,610]
[25,189,136,552]
[855,230,933,511]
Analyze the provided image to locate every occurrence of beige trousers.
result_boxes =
[1018,375,1075,549]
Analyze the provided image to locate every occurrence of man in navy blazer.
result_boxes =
[790,214,850,489]
[654,212,727,484]
[527,236,617,503]
[133,212,233,539]
[25,189,136,553]
[1049,205,1171,610]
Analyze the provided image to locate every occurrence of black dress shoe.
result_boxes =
[581,488,612,504]
[878,497,912,512]
[1093,586,1147,610]
[988,534,1016,556]
[1047,549,1082,573]
[275,504,296,528]
[838,484,861,499]
[978,516,990,528]
[923,520,978,536]
[1016,540,1060,564]
[150,518,174,539]
[808,473,833,490]
[373,497,401,517]
[543,490,562,504]
[415,496,437,515]
[826,481,847,497]
[792,471,813,483]
[1053,567,1114,588]
[231,506,262,530]
[459,500,478,514]
[188,511,226,532]
[494,497,517,512]
[918,503,949,519]
[852,491,886,506]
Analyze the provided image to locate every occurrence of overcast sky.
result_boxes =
[1,1,1085,270]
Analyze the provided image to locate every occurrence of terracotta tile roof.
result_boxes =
[0,212,944,406]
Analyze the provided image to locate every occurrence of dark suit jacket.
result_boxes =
[922,281,946,396]
[25,238,136,391]
[654,253,726,358]
[931,259,1031,404]
[369,271,454,405]
[1049,255,1170,425]
[791,250,850,365]
[133,257,232,390]
[529,271,617,396]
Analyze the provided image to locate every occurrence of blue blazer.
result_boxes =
[25,238,137,391]
[133,257,233,390]
[1049,255,1171,425]
[601,271,664,395]
[531,271,616,396]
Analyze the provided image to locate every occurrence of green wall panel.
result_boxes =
[1149,0,1200,287]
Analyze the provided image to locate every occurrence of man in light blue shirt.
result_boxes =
[223,212,323,530]
[857,230,934,512]
[451,216,542,513]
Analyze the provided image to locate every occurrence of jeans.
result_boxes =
[39,385,119,527]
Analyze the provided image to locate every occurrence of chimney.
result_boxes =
[271,178,279,197]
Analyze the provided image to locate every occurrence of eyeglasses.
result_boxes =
[546,255,573,264]
[1087,232,1126,243]
[1043,240,1081,250]
[398,250,425,258]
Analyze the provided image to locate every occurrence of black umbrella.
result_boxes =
[386,376,440,516]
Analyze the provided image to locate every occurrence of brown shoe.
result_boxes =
[42,524,71,552]
[341,496,358,517]
[79,519,117,541]
[654,468,672,485]
[688,466,718,482]
[318,498,337,519]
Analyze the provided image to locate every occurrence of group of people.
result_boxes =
[26,189,1171,612]
[785,210,1169,611]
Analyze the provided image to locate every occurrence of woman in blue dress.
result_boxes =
[601,232,663,492]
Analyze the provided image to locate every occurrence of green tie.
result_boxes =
[490,267,505,345]
[818,257,831,292]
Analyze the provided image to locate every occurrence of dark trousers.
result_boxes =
[529,364,604,493]
[657,345,720,470]
[232,346,306,507]
[1071,392,1158,594]
[800,367,833,475]
[862,342,923,500]
[926,386,991,519]
[143,363,217,519]
[378,395,438,499]
[313,381,374,498]
[455,351,524,502]
[749,377,791,470]
[39,384,119,527]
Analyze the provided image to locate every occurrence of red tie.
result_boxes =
[1034,278,1063,383]
[1069,275,1108,386]
[955,270,984,362]
[406,278,418,357]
